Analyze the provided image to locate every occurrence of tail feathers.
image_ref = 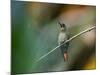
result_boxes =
[64,53,68,61]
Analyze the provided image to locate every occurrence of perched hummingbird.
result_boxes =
[58,22,69,61]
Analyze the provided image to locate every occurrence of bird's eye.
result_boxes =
[62,24,65,27]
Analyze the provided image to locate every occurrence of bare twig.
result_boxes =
[35,26,96,63]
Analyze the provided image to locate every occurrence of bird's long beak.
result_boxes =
[58,21,62,27]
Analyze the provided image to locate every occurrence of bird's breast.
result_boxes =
[58,32,67,43]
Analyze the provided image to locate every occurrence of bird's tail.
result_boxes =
[60,41,69,61]
[63,52,68,61]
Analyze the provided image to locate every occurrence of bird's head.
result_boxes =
[58,22,66,31]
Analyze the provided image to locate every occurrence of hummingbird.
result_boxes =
[58,22,69,61]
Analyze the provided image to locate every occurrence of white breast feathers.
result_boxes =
[58,32,67,44]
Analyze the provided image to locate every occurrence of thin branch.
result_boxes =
[35,26,96,63]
